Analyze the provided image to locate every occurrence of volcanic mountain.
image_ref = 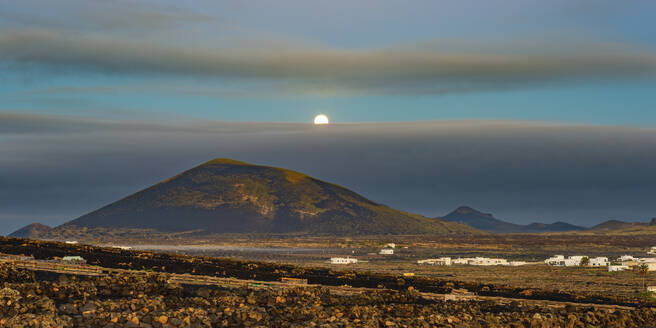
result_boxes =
[438,206,584,233]
[58,159,477,235]
[9,223,52,238]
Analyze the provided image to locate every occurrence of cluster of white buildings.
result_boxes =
[613,255,656,272]
[544,255,609,267]
[417,257,452,266]
[330,257,358,265]
[545,254,656,272]
[378,243,396,255]
[417,257,526,267]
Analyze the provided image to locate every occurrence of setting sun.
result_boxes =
[313,114,329,125]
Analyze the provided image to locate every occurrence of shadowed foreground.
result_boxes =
[2,264,656,328]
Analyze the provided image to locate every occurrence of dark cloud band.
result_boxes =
[2,112,656,234]
[1,29,655,95]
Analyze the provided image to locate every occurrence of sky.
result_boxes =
[1,0,656,234]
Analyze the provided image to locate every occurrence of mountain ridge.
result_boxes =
[49,159,478,236]
[437,206,584,233]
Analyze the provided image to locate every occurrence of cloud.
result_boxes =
[2,111,656,234]
[1,29,655,95]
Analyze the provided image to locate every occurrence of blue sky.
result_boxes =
[1,0,655,125]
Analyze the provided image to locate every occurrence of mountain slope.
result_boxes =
[58,159,478,235]
[439,206,525,233]
[9,223,52,238]
[438,206,584,233]
[586,220,651,232]
[576,219,656,235]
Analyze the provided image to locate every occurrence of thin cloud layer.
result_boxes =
[1,29,655,95]
[2,112,656,234]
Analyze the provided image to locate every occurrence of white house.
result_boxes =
[509,261,527,266]
[452,257,509,266]
[648,247,656,255]
[473,258,508,266]
[619,255,635,262]
[379,248,394,255]
[65,241,78,245]
[608,265,629,272]
[638,257,656,263]
[544,255,565,265]
[568,256,585,265]
[111,245,132,250]
[417,257,452,266]
[384,243,397,249]
[647,286,656,293]
[588,257,609,267]
[452,258,472,265]
[330,257,358,264]
[62,256,86,264]
[545,255,588,267]
[636,258,656,271]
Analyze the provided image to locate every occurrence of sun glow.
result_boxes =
[313,114,330,125]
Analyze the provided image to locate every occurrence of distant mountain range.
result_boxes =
[14,159,477,237]
[8,159,655,238]
[437,206,585,233]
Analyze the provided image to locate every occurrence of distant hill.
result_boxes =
[524,221,585,232]
[565,218,656,235]
[588,220,642,231]
[50,159,478,236]
[9,223,52,238]
[584,219,656,233]
[439,206,526,233]
[437,206,584,233]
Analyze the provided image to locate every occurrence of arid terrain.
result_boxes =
[4,262,656,328]
[2,236,656,327]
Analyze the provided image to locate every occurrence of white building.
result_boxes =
[544,255,565,265]
[65,241,78,244]
[379,248,394,255]
[647,286,656,293]
[608,265,629,272]
[417,257,452,266]
[636,258,656,271]
[62,256,86,264]
[568,256,585,264]
[648,247,656,255]
[452,258,471,265]
[619,255,635,262]
[509,261,527,266]
[474,258,508,266]
[588,257,609,267]
[111,245,132,250]
[545,255,588,267]
[330,257,358,265]
[384,243,397,249]
[452,257,509,266]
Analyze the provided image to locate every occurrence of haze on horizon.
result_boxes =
[1,0,656,235]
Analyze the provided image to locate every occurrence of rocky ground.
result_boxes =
[2,263,656,328]
[3,237,655,308]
